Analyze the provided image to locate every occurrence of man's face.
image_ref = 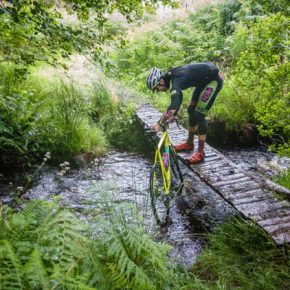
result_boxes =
[155,79,168,92]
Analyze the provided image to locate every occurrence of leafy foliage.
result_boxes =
[274,169,290,191]
[0,200,175,290]
[0,0,176,66]
[42,81,108,157]
[0,64,50,167]
[229,13,289,155]
[90,82,155,153]
[0,64,107,168]
[1,201,288,289]
[92,204,173,290]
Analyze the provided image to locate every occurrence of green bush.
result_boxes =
[0,64,108,168]
[231,13,289,154]
[42,81,108,157]
[210,76,256,130]
[0,64,50,167]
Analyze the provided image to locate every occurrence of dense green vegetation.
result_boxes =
[1,201,289,289]
[0,0,174,169]
[0,201,174,289]
[0,65,152,168]
[1,0,288,168]
[0,65,107,168]
[0,1,289,289]
[0,0,175,66]
[105,0,289,155]
[193,216,289,290]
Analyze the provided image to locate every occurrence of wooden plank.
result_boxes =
[193,160,229,170]
[263,223,290,236]
[226,189,266,200]
[231,195,272,206]
[247,201,290,218]
[271,232,290,245]
[235,200,275,217]
[252,208,290,222]
[204,155,223,162]
[215,181,261,194]
[213,175,251,187]
[203,167,239,177]
[257,216,290,227]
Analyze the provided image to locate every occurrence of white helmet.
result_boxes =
[146,68,163,91]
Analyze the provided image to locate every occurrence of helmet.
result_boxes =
[146,68,163,91]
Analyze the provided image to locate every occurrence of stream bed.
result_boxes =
[0,148,276,267]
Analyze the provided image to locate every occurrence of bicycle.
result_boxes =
[149,119,183,226]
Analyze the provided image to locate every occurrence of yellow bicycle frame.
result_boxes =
[154,130,171,195]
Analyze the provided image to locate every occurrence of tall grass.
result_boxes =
[192,216,290,290]
[0,63,108,168]
[43,81,108,158]
[0,64,49,168]
[274,169,290,191]
[90,81,155,154]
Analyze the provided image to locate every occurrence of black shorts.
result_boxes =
[191,73,223,115]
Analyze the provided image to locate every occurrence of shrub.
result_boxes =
[0,64,108,168]
[231,14,289,154]
[0,64,50,167]
[42,81,108,157]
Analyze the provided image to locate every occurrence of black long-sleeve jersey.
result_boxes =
[162,62,219,112]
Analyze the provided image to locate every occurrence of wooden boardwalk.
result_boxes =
[136,104,290,245]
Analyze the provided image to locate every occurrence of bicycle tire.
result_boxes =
[149,163,169,226]
[170,147,183,197]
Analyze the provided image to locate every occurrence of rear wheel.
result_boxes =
[149,163,169,226]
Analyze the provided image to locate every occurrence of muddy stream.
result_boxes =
[0,148,275,267]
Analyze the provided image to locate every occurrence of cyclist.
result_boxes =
[147,62,223,164]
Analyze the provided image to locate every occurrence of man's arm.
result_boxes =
[151,80,183,131]
[167,88,183,113]
[157,88,182,125]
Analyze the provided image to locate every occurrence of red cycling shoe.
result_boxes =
[187,151,205,164]
[174,142,194,152]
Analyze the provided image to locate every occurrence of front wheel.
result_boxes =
[170,148,183,197]
[149,163,169,226]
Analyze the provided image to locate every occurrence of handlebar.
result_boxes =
[161,117,180,130]
[144,117,180,136]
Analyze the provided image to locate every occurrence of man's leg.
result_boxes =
[188,78,223,163]
[175,88,202,152]
[187,125,197,147]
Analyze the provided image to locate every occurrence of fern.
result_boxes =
[94,203,172,290]
[0,240,23,290]
[24,248,49,290]
[38,210,89,263]
[0,200,179,290]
